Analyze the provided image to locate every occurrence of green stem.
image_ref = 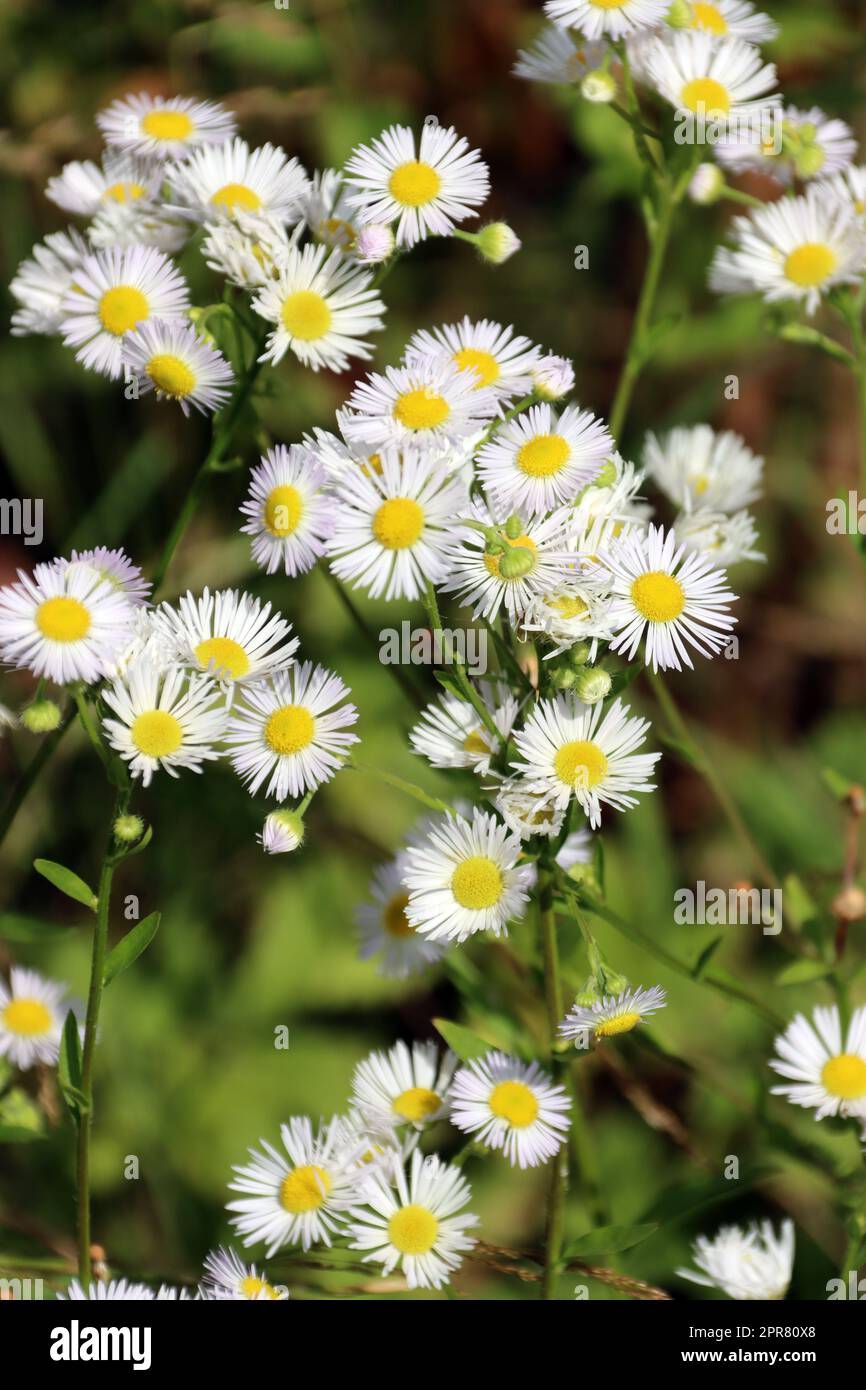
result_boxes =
[538,861,568,1300]
[324,570,424,709]
[0,705,75,847]
[73,689,112,774]
[422,582,501,742]
[607,186,675,444]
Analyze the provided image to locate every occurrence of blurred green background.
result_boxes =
[1,0,866,1298]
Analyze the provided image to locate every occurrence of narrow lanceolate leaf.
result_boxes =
[691,936,723,979]
[33,859,97,911]
[433,1018,497,1063]
[58,1010,85,1121]
[0,913,68,943]
[775,957,834,987]
[562,1222,659,1259]
[103,912,161,986]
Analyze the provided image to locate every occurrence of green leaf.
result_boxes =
[432,1018,496,1062]
[58,1010,85,1120]
[691,936,723,979]
[775,957,834,987]
[563,1222,658,1258]
[33,859,96,910]
[103,912,161,986]
[821,767,854,801]
[783,874,819,932]
[0,913,68,942]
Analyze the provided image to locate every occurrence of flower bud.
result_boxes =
[474,221,521,265]
[591,457,618,489]
[581,71,617,105]
[792,144,826,179]
[688,162,725,205]
[666,0,695,27]
[259,809,305,855]
[21,699,62,734]
[354,223,395,264]
[504,514,523,540]
[113,813,145,845]
[568,641,592,668]
[532,354,574,401]
[832,885,866,925]
[552,666,577,690]
[573,668,612,704]
[499,544,535,579]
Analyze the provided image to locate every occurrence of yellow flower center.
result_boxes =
[691,2,727,33]
[554,739,608,789]
[388,160,442,207]
[588,0,628,7]
[265,484,303,537]
[98,285,149,336]
[36,596,91,642]
[489,1080,539,1128]
[321,216,356,249]
[680,78,731,117]
[146,353,196,398]
[281,290,332,341]
[821,1053,866,1100]
[2,999,52,1037]
[372,497,425,549]
[131,710,183,758]
[388,1204,439,1255]
[453,347,500,388]
[596,1011,641,1038]
[484,534,537,578]
[279,1164,331,1214]
[462,730,491,755]
[383,890,414,938]
[194,636,250,679]
[451,855,503,910]
[784,242,837,288]
[359,452,383,477]
[392,1086,441,1122]
[393,388,450,431]
[517,434,570,478]
[211,182,263,212]
[103,181,146,203]
[265,705,315,755]
[141,110,194,142]
[239,1275,279,1300]
[548,595,588,619]
[630,571,686,623]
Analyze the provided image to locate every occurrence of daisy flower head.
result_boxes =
[677,0,779,44]
[350,1040,457,1131]
[770,1004,866,1128]
[45,153,163,217]
[709,187,866,315]
[674,509,765,566]
[520,584,616,664]
[344,122,490,248]
[298,167,360,252]
[251,242,385,371]
[88,198,191,256]
[491,776,567,841]
[450,1052,571,1168]
[571,452,650,536]
[303,426,389,487]
[60,245,189,379]
[440,504,574,624]
[403,807,533,943]
[61,1278,155,1300]
[348,1148,478,1290]
[602,523,737,672]
[167,137,309,226]
[677,1220,795,1301]
[514,26,607,85]
[225,661,358,801]
[97,93,237,160]
[560,984,668,1047]
[340,358,498,458]
[121,318,234,416]
[405,317,542,405]
[645,32,780,129]
[544,0,668,42]
[154,587,299,688]
[511,695,660,827]
[327,449,468,601]
[65,547,151,607]
[0,967,76,1070]
[0,560,134,685]
[643,425,763,516]
[532,352,575,401]
[10,229,89,337]
[241,443,333,577]
[227,1115,361,1255]
[200,1246,286,1301]
[818,165,866,225]
[477,402,613,516]
[101,656,228,788]
[201,210,295,289]
[409,681,518,774]
[716,106,856,185]
[356,854,449,979]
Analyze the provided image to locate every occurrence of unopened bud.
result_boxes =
[475,221,521,265]
[688,162,725,205]
[113,814,145,845]
[592,458,618,489]
[259,809,305,854]
[504,514,523,540]
[354,223,395,264]
[573,668,612,704]
[532,354,574,401]
[21,699,62,734]
[581,71,617,104]
[569,641,592,668]
[666,0,695,27]
[793,144,826,179]
[499,544,535,579]
[832,885,866,925]
[552,667,577,690]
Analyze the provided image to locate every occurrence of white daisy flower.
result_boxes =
[643,425,763,516]
[439,505,574,624]
[677,1220,795,1301]
[571,452,650,536]
[65,547,151,607]
[0,560,134,685]
[46,153,162,217]
[201,210,296,288]
[153,587,298,687]
[60,245,189,379]
[227,1115,361,1255]
[406,317,541,405]
[0,967,76,1070]
[200,1246,286,1301]
[87,198,191,256]
[409,681,518,774]
[403,807,533,943]
[97,93,237,159]
[240,443,333,577]
[818,165,866,223]
[303,427,391,487]
[511,696,660,827]
[225,662,358,801]
[450,1052,571,1168]
[10,229,89,336]
[350,1040,457,1131]
[716,105,856,185]
[344,122,490,248]
[560,984,668,1045]
[60,1278,155,1300]
[340,358,498,457]
[770,1004,866,1128]
[357,854,449,979]
[709,187,866,315]
[121,318,234,416]
[491,776,567,840]
[673,509,765,566]
[101,656,228,788]
[348,1149,478,1290]
[645,32,780,126]
[545,0,667,42]
[298,168,360,251]
[677,0,778,44]
[520,585,616,663]
[166,137,308,225]
[355,223,395,264]
[251,243,385,372]
[477,402,612,516]
[514,25,607,85]
[532,352,575,401]
[327,449,468,601]
[602,523,737,672]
